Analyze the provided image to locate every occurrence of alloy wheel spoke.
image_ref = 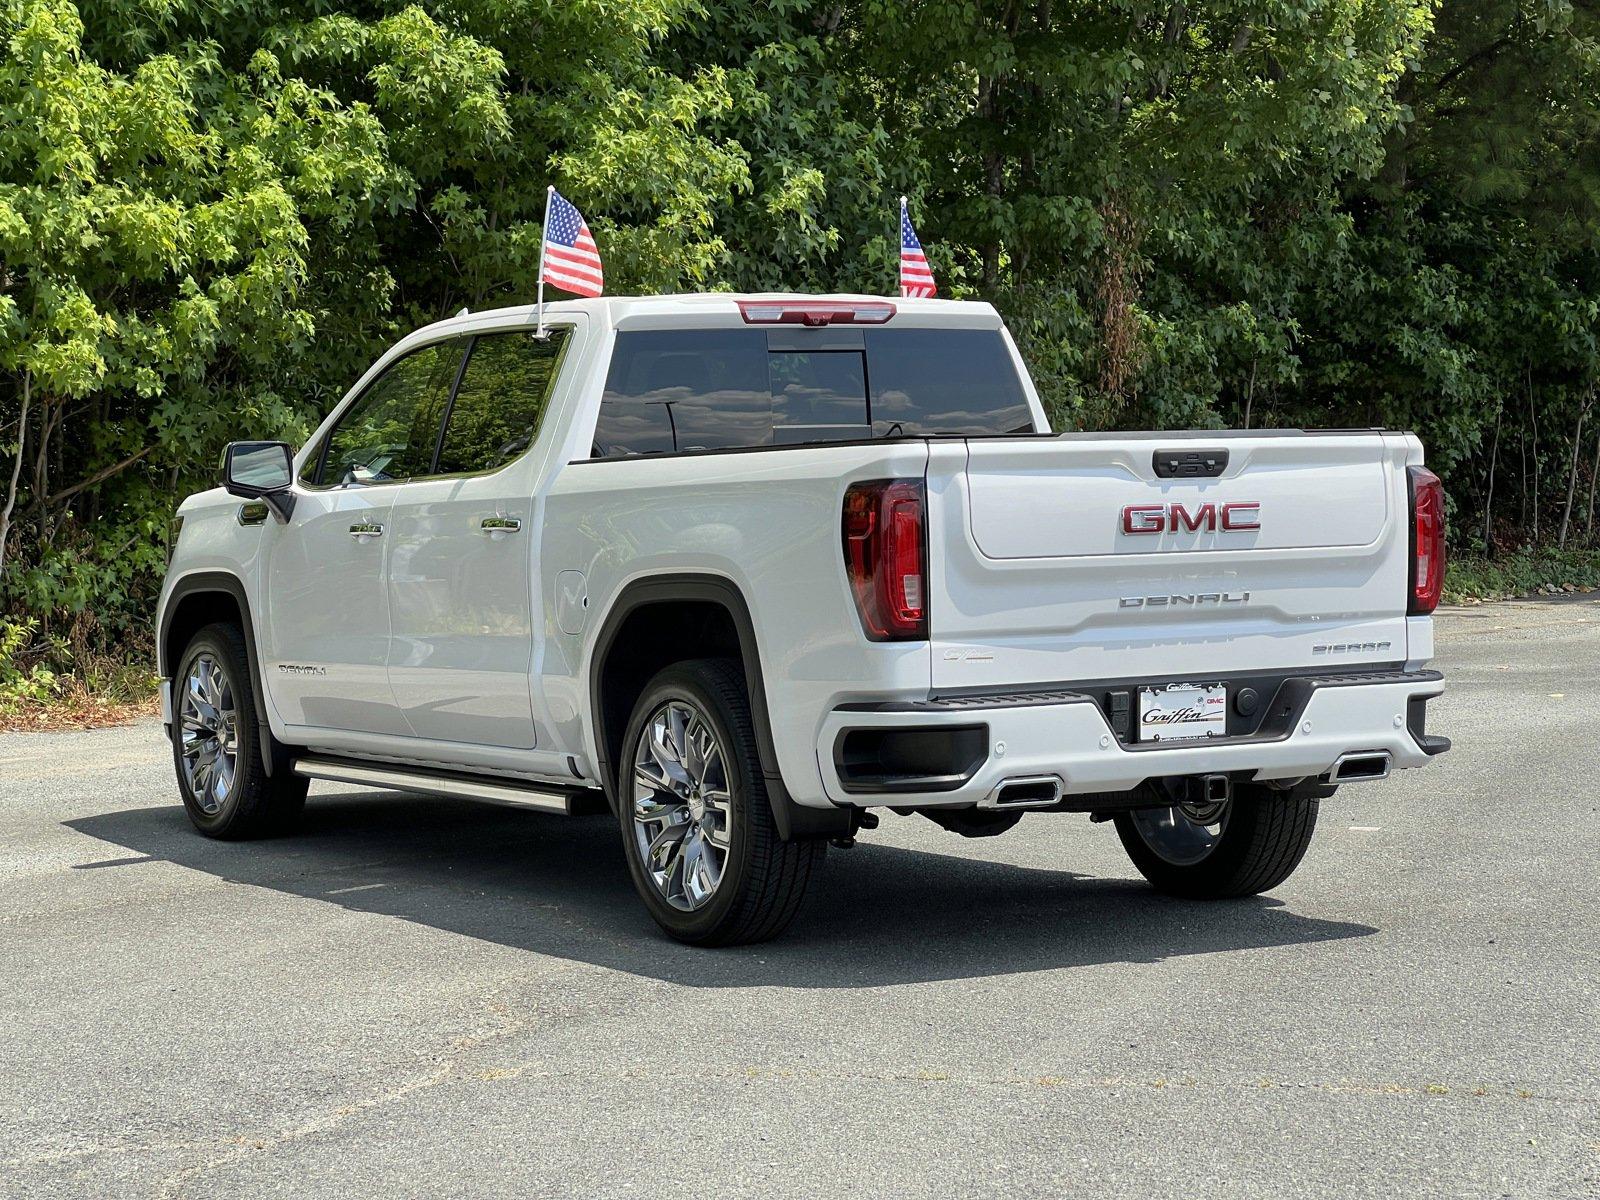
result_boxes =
[635,793,686,826]
[186,679,217,728]
[648,821,689,869]
[680,833,709,905]
[648,718,693,793]
[702,811,731,849]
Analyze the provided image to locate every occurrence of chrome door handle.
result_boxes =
[348,522,384,540]
[479,516,522,536]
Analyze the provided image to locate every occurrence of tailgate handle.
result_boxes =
[1153,448,1229,479]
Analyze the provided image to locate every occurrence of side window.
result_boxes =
[594,330,770,456]
[865,329,1033,436]
[315,340,465,485]
[435,328,570,475]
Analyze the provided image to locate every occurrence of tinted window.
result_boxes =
[594,330,769,455]
[866,329,1033,436]
[317,341,463,485]
[437,328,569,475]
[769,351,869,442]
[593,327,1033,457]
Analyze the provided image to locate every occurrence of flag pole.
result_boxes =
[535,184,554,339]
[898,195,908,297]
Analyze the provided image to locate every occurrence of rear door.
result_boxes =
[384,323,575,748]
[926,432,1414,692]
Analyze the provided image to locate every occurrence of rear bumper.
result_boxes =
[816,669,1446,809]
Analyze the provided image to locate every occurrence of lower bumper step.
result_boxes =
[292,755,592,815]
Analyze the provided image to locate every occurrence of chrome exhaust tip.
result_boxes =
[987,775,1064,808]
[1327,751,1392,783]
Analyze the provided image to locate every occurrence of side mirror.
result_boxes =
[222,441,296,522]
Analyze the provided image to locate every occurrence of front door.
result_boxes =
[385,325,574,748]
[261,487,403,734]
[263,336,466,736]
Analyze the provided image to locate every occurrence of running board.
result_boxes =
[291,755,589,815]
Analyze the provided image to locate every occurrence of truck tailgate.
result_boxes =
[926,432,1417,691]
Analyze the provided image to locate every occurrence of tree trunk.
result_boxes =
[1095,194,1142,405]
[1242,359,1257,429]
[977,75,1003,292]
[1558,390,1589,548]
[31,393,53,536]
[0,372,31,580]
[1481,405,1501,553]
[1529,365,1540,543]
[1519,428,1527,530]
[1585,429,1599,541]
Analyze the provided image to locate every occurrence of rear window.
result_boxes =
[592,328,1034,457]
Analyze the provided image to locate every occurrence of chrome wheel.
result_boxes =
[631,700,734,912]
[179,652,239,816]
[1129,801,1231,867]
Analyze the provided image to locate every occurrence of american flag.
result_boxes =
[542,188,604,297]
[899,198,935,298]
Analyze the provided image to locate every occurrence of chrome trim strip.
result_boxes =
[292,756,574,814]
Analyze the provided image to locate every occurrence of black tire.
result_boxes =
[616,658,824,946]
[171,622,307,840]
[1113,783,1321,899]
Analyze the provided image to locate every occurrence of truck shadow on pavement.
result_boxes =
[69,791,1376,988]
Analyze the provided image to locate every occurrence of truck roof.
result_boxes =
[393,293,1004,354]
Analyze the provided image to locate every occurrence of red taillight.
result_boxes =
[1408,465,1446,615]
[738,300,896,327]
[842,478,927,640]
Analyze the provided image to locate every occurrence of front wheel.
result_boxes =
[617,658,824,946]
[1113,783,1321,899]
[172,622,307,839]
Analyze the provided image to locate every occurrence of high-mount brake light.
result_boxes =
[1408,465,1446,615]
[842,479,927,641]
[737,301,896,327]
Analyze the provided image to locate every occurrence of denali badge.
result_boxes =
[277,663,327,676]
[1313,641,1392,655]
[942,649,995,662]
[1121,501,1261,534]
[1120,592,1251,608]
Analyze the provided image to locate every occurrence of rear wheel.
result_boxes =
[617,658,824,946]
[172,623,307,839]
[1113,783,1321,899]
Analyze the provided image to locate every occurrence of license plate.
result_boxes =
[1138,682,1228,742]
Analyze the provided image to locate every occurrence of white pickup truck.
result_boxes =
[158,294,1450,944]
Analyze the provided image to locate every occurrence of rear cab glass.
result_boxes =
[592,327,1034,457]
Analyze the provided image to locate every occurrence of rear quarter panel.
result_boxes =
[541,443,933,805]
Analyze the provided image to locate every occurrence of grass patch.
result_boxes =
[1444,548,1600,604]
[1,619,158,732]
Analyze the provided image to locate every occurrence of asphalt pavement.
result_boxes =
[2,600,1597,1198]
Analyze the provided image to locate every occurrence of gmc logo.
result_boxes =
[1121,501,1261,535]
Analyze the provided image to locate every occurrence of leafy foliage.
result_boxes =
[4,0,1600,677]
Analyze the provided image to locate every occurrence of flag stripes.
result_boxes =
[542,189,604,298]
[899,198,936,299]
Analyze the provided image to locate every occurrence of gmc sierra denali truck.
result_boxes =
[157,294,1451,945]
